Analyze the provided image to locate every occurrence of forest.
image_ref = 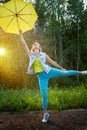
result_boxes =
[0,0,87,88]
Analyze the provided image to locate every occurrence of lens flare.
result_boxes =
[0,48,5,55]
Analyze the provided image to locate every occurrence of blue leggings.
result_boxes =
[37,68,78,109]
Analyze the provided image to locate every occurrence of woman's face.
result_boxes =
[33,43,40,52]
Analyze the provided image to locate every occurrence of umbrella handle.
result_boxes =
[19,29,23,34]
[17,19,22,34]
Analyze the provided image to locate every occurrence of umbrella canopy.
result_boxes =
[0,0,38,34]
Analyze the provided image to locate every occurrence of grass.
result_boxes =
[0,84,87,112]
[48,85,87,110]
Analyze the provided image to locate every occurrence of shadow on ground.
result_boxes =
[0,109,87,130]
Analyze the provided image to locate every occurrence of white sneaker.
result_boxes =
[42,112,49,123]
[81,70,87,75]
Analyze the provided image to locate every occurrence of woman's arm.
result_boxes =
[46,54,66,71]
[19,29,31,55]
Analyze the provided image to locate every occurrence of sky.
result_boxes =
[0,0,87,6]
[24,0,87,7]
[83,0,87,8]
[24,0,35,3]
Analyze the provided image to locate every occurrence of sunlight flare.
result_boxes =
[0,48,6,55]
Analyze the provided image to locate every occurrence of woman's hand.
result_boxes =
[19,29,22,35]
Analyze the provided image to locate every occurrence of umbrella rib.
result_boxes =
[19,14,37,17]
[1,6,15,15]
[6,16,15,31]
[14,0,17,14]
[18,16,34,27]
[17,2,29,14]
[0,15,15,18]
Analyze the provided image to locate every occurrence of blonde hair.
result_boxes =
[31,42,42,52]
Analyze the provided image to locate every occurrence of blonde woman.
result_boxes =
[19,30,87,123]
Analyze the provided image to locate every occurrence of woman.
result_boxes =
[19,30,87,123]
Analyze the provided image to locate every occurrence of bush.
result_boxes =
[0,84,87,111]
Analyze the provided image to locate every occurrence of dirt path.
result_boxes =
[0,109,87,130]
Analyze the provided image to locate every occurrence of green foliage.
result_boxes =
[48,85,87,110]
[0,85,87,112]
[0,88,42,111]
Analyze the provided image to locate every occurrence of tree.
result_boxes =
[66,0,85,81]
[0,0,10,4]
[35,0,67,65]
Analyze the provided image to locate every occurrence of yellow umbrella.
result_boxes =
[0,0,38,34]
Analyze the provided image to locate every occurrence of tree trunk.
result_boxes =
[77,22,80,83]
[55,27,63,66]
